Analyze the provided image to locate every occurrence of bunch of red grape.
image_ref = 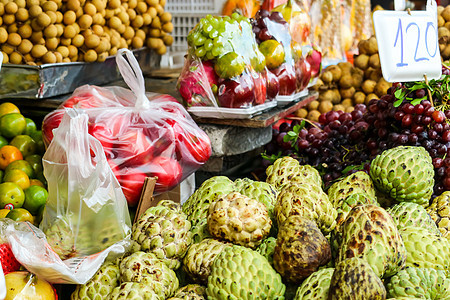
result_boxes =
[263,71,450,197]
[250,10,288,44]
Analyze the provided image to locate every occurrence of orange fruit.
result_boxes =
[3,169,30,190]
[29,179,45,188]
[10,135,37,157]
[0,182,25,209]
[5,159,34,178]
[0,145,23,170]
[0,102,20,117]
[6,208,34,223]
[0,113,26,138]
[258,39,285,69]
[23,185,48,215]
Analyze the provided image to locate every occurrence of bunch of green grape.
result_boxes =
[187,13,251,61]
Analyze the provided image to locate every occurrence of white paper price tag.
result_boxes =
[373,0,441,82]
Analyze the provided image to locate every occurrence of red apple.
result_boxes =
[253,71,267,105]
[114,129,153,167]
[266,70,280,99]
[272,63,297,95]
[88,122,116,159]
[296,58,312,91]
[42,109,64,147]
[306,46,322,78]
[217,73,255,108]
[178,132,211,165]
[147,156,183,193]
[119,167,147,207]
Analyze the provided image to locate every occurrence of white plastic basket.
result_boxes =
[162,0,226,68]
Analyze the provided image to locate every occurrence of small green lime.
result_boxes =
[24,118,37,135]
[23,185,48,215]
[5,159,34,178]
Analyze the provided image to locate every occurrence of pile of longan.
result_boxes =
[0,0,174,65]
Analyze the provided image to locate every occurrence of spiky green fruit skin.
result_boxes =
[182,176,236,227]
[327,171,376,208]
[207,192,272,248]
[239,181,278,222]
[293,268,334,300]
[370,146,434,205]
[273,215,331,284]
[71,263,120,300]
[183,238,231,284]
[206,245,286,299]
[168,284,206,300]
[338,204,406,278]
[119,251,178,298]
[256,237,276,265]
[427,191,450,239]
[157,200,182,212]
[190,218,211,244]
[329,257,386,300]
[108,282,161,300]
[266,157,322,190]
[387,202,440,235]
[275,182,336,234]
[399,226,450,273]
[387,267,450,299]
[131,203,192,270]
[234,178,255,191]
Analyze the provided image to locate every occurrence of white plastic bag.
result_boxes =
[0,263,5,300]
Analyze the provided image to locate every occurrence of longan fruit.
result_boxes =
[103,8,113,19]
[155,4,164,15]
[307,100,319,110]
[9,51,22,64]
[119,37,127,48]
[63,24,76,38]
[43,1,57,12]
[92,24,103,36]
[126,38,131,46]
[341,98,353,108]
[79,14,93,29]
[146,37,162,49]
[135,29,145,40]
[96,51,107,62]
[66,0,80,11]
[17,24,31,39]
[108,0,120,9]
[318,100,333,113]
[67,45,77,57]
[1,44,13,54]
[162,34,173,46]
[36,13,51,27]
[72,34,84,47]
[159,0,166,7]
[7,32,21,47]
[160,12,171,23]
[365,93,378,105]
[94,40,109,53]
[127,8,136,20]
[55,10,64,23]
[7,23,18,33]
[63,10,76,25]
[55,23,64,37]
[44,24,58,38]
[56,45,69,57]
[84,2,96,15]
[31,44,47,58]
[0,27,8,44]
[294,108,307,118]
[108,16,121,30]
[45,37,59,50]
[75,7,83,18]
[162,22,173,33]
[123,26,134,39]
[0,3,4,15]
[23,53,33,62]
[54,51,62,62]
[353,91,366,104]
[128,0,137,9]
[30,31,43,43]
[31,19,43,31]
[93,0,107,10]
[132,15,143,27]
[85,33,100,48]
[29,5,42,18]
[149,28,160,37]
[136,1,147,14]
[118,11,129,24]
[109,46,117,55]
[131,36,143,49]
[117,23,126,34]
[143,13,152,25]
[84,49,97,62]
[91,13,101,24]
[18,39,33,54]
[41,51,56,63]
[151,17,160,28]
[147,7,156,18]
[60,38,71,46]
[16,0,26,8]
[1,51,7,63]
[26,0,39,6]
[47,10,57,23]
[146,0,158,6]
[3,14,15,25]
[62,57,71,62]
[110,34,120,46]
[82,28,93,38]
[4,2,18,14]
[122,2,128,10]
[15,8,29,22]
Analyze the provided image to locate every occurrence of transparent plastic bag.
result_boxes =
[177,14,269,108]
[42,49,212,207]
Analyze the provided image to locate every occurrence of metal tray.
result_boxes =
[0,48,160,99]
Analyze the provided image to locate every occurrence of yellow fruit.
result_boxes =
[259,39,285,69]
[5,272,57,300]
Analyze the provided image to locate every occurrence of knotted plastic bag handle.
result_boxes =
[116,48,149,109]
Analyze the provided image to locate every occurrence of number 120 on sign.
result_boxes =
[373,9,441,82]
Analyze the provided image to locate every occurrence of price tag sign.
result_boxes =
[373,0,441,82]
